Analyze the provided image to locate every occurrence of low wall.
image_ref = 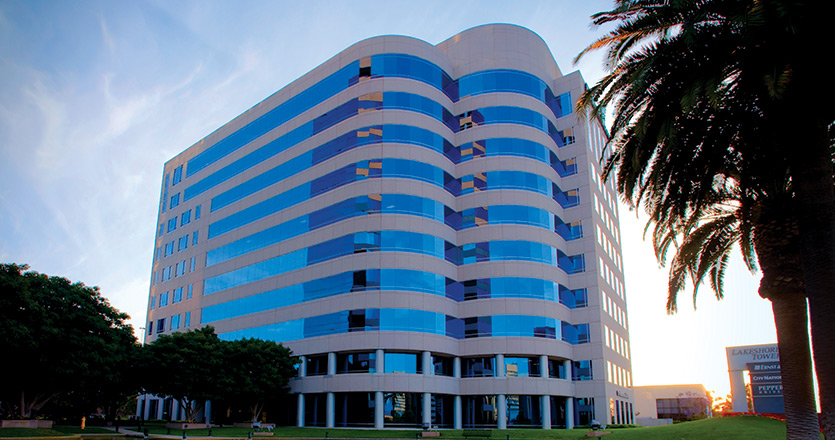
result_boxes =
[164,422,209,429]
[635,417,673,427]
[1,420,54,428]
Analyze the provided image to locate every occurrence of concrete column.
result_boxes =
[496,354,505,377]
[138,395,146,419]
[541,395,551,429]
[540,355,550,378]
[327,352,336,376]
[422,392,432,428]
[497,394,507,429]
[299,355,307,377]
[422,351,433,376]
[142,396,150,420]
[563,359,572,380]
[296,394,305,427]
[171,400,179,421]
[729,370,748,412]
[204,399,212,424]
[325,392,335,428]
[157,399,164,420]
[454,395,462,429]
[374,391,384,429]
[565,397,574,429]
[453,357,461,378]
[376,349,385,374]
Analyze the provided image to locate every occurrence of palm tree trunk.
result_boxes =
[808,295,835,439]
[770,293,820,439]
[787,119,835,439]
[755,211,822,439]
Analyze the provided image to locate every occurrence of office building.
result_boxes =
[143,24,633,428]
[634,385,712,426]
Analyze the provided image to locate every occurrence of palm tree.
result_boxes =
[574,1,834,437]
[650,165,819,439]
[609,84,818,437]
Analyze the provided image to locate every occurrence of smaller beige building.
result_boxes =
[633,385,711,426]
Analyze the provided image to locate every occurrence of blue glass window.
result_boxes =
[169,193,180,209]
[181,53,576,201]
[462,357,495,377]
[337,352,376,374]
[370,53,454,99]
[205,231,584,295]
[562,322,591,345]
[548,359,566,379]
[204,122,577,214]
[558,250,586,274]
[556,218,583,240]
[433,355,454,376]
[572,360,593,381]
[194,205,201,220]
[158,291,169,307]
[156,318,166,333]
[186,62,360,178]
[504,357,540,377]
[161,173,169,214]
[306,354,328,376]
[559,286,588,309]
[184,311,191,328]
[456,107,570,147]
[457,69,571,119]
[149,296,155,310]
[207,194,448,266]
[187,283,193,299]
[181,210,191,226]
[172,165,183,186]
[170,314,181,330]
[167,218,177,233]
[493,315,557,339]
[385,353,422,374]
[173,287,183,304]
[217,308,587,345]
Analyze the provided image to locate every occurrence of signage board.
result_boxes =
[747,361,784,413]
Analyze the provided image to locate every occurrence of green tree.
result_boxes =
[222,338,299,422]
[575,1,834,438]
[0,263,140,419]
[142,326,224,422]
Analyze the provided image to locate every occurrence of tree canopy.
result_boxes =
[0,264,299,424]
[141,326,224,422]
[142,327,298,423]
[0,263,140,419]
[222,338,298,422]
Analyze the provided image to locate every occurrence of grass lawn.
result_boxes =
[121,416,802,440]
[600,416,792,440]
[0,425,114,437]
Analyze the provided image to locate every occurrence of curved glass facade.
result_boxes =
[145,26,632,430]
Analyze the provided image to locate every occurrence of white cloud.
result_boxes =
[98,13,115,55]
[24,79,69,172]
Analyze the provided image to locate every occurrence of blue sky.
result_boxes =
[0,0,778,401]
